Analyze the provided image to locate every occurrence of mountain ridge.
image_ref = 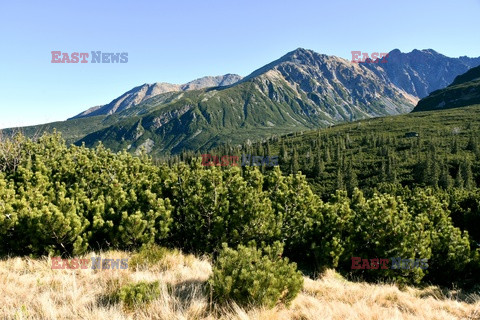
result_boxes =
[5,48,480,156]
[70,74,242,119]
[73,47,475,155]
[363,48,480,98]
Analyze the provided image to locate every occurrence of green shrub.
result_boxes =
[446,188,480,244]
[114,281,161,309]
[0,133,172,256]
[209,242,304,308]
[406,188,472,285]
[165,163,277,253]
[306,187,474,285]
[130,244,179,269]
[345,189,428,284]
[264,168,323,258]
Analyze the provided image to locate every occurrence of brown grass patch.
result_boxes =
[0,251,478,319]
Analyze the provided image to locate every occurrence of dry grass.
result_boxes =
[0,250,479,320]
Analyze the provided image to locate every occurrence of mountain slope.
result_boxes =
[77,48,421,154]
[413,65,480,112]
[241,48,418,119]
[70,48,480,122]
[70,74,242,119]
[364,49,480,98]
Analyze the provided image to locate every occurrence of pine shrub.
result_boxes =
[209,242,303,308]
[114,281,161,309]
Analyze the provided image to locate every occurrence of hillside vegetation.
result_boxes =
[0,132,479,288]
[1,104,480,317]
[202,105,480,207]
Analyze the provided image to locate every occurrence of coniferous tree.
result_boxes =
[413,159,428,185]
[324,146,331,162]
[290,147,299,174]
[454,167,465,189]
[426,156,440,188]
[280,142,288,164]
[313,149,325,178]
[265,140,271,156]
[467,136,478,153]
[451,139,459,154]
[387,153,398,183]
[307,147,314,170]
[336,167,344,190]
[439,163,453,189]
[336,144,342,162]
[380,159,387,183]
[460,159,474,190]
[345,161,358,195]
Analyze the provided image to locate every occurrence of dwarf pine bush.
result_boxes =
[0,133,172,256]
[209,242,304,308]
[114,281,161,309]
[130,243,181,270]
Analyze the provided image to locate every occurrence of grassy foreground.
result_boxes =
[1,250,479,320]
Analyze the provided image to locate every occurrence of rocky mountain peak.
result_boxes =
[70,74,242,119]
[364,48,480,98]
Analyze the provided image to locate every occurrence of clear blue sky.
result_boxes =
[1,0,479,129]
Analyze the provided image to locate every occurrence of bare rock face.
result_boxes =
[70,74,242,119]
[180,74,242,90]
[364,49,480,98]
[242,48,419,120]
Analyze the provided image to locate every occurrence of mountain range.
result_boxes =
[70,74,242,119]
[6,48,480,155]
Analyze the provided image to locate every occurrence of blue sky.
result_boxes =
[1,0,479,129]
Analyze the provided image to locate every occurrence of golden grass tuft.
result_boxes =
[0,250,478,319]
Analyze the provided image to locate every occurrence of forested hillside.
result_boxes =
[201,105,480,198]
